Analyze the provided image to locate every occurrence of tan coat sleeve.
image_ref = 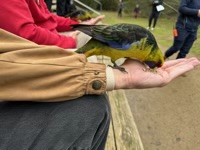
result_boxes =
[0,29,106,102]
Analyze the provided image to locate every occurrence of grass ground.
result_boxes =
[99,11,200,57]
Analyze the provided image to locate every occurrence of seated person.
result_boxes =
[0,0,104,49]
[0,29,199,150]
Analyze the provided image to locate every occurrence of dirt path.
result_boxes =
[126,52,200,150]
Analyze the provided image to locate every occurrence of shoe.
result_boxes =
[151,27,154,31]
[147,27,150,30]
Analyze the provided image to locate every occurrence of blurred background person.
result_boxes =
[118,0,124,18]
[164,0,200,59]
[133,4,140,19]
[147,0,163,31]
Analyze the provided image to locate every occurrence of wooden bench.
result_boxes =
[97,57,144,150]
[105,90,144,150]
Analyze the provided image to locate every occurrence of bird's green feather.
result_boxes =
[75,23,164,69]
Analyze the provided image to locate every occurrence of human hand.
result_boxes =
[69,31,80,41]
[81,15,105,25]
[113,57,200,89]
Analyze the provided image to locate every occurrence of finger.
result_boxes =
[73,31,80,36]
[165,59,199,79]
[69,31,80,36]
[162,57,200,69]
[161,59,186,69]
[170,57,200,69]
[187,57,200,67]
[187,57,200,64]
[70,31,80,40]
[163,61,193,75]
[95,15,105,21]
[169,64,195,78]
[91,15,105,25]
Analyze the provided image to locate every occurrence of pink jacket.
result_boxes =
[0,0,79,48]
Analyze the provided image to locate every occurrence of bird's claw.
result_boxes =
[108,65,128,74]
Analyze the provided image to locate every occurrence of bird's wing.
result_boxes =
[71,24,150,50]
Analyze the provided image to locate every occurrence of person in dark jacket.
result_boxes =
[147,0,163,30]
[164,0,200,59]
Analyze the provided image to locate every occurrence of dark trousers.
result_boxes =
[44,0,52,11]
[165,27,197,59]
[57,0,72,16]
[118,8,123,17]
[0,95,111,150]
[148,11,160,28]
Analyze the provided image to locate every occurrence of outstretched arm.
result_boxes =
[1,29,199,102]
[113,58,200,89]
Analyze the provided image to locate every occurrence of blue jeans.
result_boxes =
[0,95,110,150]
[165,27,197,59]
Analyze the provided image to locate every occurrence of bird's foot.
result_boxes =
[108,65,128,73]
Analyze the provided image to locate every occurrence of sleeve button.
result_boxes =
[92,80,102,90]
[94,71,100,75]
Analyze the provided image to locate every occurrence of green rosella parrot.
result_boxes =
[73,23,164,73]
[66,10,92,21]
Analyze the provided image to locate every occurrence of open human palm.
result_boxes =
[114,57,200,89]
